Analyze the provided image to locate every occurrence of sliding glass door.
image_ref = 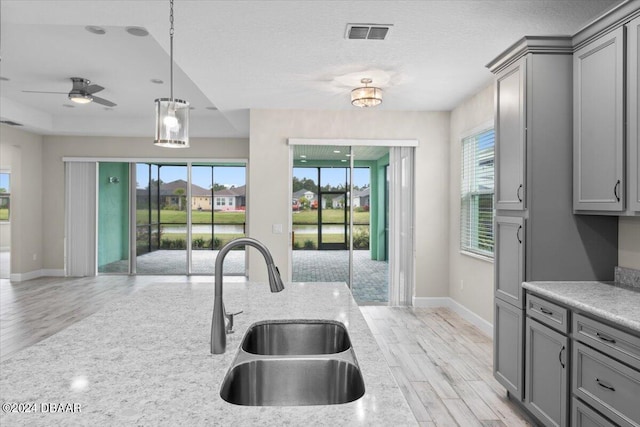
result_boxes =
[97,161,246,276]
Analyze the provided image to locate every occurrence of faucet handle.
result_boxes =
[225,310,243,334]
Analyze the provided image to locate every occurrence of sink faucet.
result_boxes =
[211,237,285,354]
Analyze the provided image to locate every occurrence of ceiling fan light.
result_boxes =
[351,86,382,108]
[69,92,93,104]
[154,98,190,148]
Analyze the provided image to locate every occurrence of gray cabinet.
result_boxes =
[572,398,616,427]
[573,27,625,212]
[629,16,640,213]
[495,216,525,306]
[494,298,524,399]
[525,317,569,427]
[495,57,526,211]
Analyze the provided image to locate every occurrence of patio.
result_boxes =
[101,249,388,304]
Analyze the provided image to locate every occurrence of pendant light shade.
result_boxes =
[351,78,382,108]
[154,0,190,148]
[154,98,190,147]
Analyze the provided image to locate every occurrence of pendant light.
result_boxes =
[351,78,382,108]
[154,0,189,148]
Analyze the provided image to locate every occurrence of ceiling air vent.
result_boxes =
[346,24,392,40]
[0,120,23,126]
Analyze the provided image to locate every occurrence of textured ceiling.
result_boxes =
[0,0,625,138]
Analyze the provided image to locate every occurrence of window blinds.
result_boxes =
[460,129,495,258]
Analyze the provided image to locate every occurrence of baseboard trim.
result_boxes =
[9,269,65,282]
[413,296,493,338]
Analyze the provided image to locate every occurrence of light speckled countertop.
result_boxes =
[522,281,640,334]
[0,282,417,426]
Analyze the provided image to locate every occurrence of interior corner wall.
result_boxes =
[0,125,44,277]
[249,109,451,300]
[448,84,495,324]
[41,135,249,272]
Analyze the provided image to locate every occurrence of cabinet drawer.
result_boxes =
[573,342,640,427]
[573,313,640,369]
[572,398,616,427]
[527,293,569,334]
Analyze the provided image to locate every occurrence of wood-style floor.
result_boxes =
[361,306,533,426]
[1,276,532,426]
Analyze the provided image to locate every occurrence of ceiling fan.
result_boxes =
[23,77,117,107]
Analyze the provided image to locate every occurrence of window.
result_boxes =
[460,128,495,258]
[0,173,9,222]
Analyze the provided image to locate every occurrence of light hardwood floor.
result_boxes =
[360,306,534,426]
[1,276,532,426]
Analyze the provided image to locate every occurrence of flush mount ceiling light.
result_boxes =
[69,92,93,104]
[154,0,189,148]
[351,78,382,108]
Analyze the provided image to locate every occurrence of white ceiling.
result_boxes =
[0,0,625,138]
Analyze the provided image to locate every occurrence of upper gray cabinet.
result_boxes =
[573,27,625,212]
[629,16,640,213]
[495,58,526,211]
[573,8,640,215]
[495,216,525,307]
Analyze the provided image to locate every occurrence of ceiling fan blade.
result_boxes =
[22,90,68,94]
[85,84,104,94]
[92,96,117,107]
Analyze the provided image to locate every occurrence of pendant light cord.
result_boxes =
[169,0,174,103]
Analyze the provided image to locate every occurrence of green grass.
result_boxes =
[0,208,8,221]
[136,210,245,225]
[292,209,369,225]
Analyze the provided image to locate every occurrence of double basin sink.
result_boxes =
[220,319,365,406]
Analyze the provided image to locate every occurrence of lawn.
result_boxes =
[292,209,369,224]
[0,208,8,221]
[136,210,246,225]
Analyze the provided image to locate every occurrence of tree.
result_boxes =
[174,188,186,211]
[211,183,226,191]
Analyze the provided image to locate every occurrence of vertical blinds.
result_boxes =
[460,129,495,257]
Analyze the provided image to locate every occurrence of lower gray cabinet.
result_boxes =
[525,317,569,427]
[494,298,524,399]
[572,398,616,427]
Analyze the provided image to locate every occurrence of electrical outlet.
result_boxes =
[272,224,283,234]
[33,253,37,261]
[460,279,464,290]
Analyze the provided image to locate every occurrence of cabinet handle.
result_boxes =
[614,180,621,202]
[540,307,553,316]
[595,378,615,392]
[517,225,522,244]
[517,184,523,202]
[558,345,565,368]
[596,332,616,344]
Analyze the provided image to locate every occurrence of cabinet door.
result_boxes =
[525,318,569,427]
[629,17,640,213]
[495,216,525,307]
[494,298,524,400]
[574,27,625,211]
[495,57,526,211]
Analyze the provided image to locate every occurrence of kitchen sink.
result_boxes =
[241,320,352,355]
[220,358,365,406]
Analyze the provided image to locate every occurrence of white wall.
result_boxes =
[448,85,495,324]
[249,109,451,299]
[39,135,249,273]
[0,125,44,278]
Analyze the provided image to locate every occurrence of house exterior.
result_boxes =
[292,189,316,207]
[136,180,246,211]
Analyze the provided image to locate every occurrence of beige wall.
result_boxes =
[619,217,640,269]
[249,109,451,299]
[0,125,44,276]
[448,85,496,323]
[40,135,249,271]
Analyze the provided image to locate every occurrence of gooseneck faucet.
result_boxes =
[211,237,284,354]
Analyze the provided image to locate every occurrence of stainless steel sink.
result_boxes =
[220,359,365,406]
[241,320,352,355]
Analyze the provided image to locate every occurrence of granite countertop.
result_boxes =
[0,282,416,426]
[522,281,640,334]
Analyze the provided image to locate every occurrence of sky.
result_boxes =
[0,173,9,191]
[134,164,369,189]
